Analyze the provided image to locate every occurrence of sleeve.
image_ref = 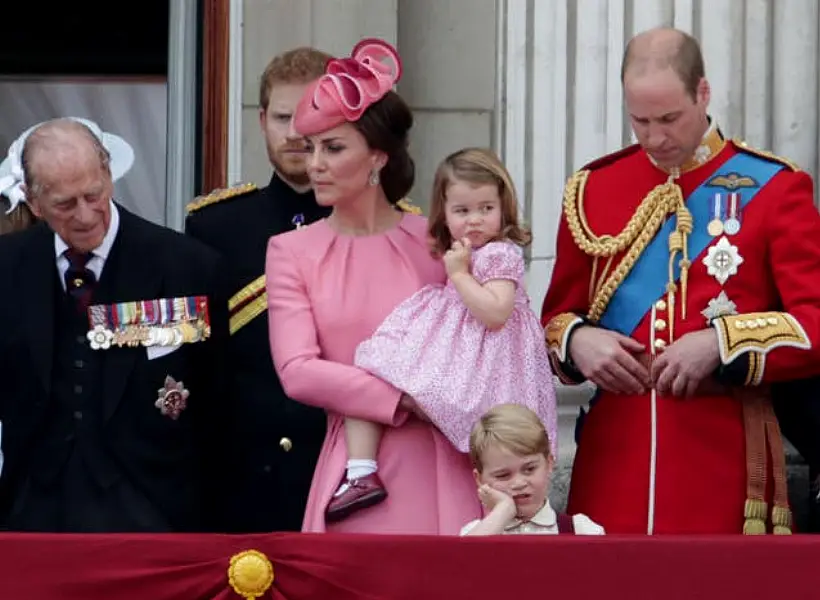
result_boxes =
[191,251,232,531]
[540,207,597,385]
[571,513,606,535]
[459,520,480,536]
[712,171,820,385]
[266,235,407,426]
[473,242,524,285]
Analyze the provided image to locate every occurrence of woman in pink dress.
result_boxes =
[265,39,481,534]
[350,148,559,507]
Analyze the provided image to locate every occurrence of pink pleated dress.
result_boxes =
[355,241,559,455]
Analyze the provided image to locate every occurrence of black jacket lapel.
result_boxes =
[23,224,58,397]
[97,206,164,421]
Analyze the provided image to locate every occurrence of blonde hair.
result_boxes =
[469,404,551,472]
[427,147,532,256]
[0,197,35,235]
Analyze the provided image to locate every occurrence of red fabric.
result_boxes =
[541,142,820,533]
[0,532,817,599]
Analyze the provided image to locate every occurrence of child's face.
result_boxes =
[444,180,502,249]
[474,444,553,521]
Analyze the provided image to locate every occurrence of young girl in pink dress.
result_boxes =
[329,147,558,521]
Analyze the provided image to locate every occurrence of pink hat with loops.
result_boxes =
[292,38,402,136]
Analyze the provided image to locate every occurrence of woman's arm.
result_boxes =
[266,236,406,426]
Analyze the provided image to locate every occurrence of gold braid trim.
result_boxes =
[563,170,692,327]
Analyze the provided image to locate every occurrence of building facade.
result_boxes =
[230,0,820,485]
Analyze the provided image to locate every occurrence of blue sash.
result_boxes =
[598,152,783,335]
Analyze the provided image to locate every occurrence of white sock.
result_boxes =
[334,459,378,497]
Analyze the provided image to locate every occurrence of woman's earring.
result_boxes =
[368,170,380,186]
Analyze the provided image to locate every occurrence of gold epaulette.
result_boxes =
[732,139,800,172]
[396,198,423,215]
[186,183,258,215]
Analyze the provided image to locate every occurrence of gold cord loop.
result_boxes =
[563,170,690,328]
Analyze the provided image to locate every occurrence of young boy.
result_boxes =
[461,404,605,535]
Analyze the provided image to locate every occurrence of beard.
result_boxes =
[269,145,311,187]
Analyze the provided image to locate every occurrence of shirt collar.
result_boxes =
[504,499,556,530]
[648,117,726,176]
[54,199,120,260]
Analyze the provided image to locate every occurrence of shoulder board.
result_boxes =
[581,144,641,172]
[396,197,423,215]
[730,139,800,172]
[186,182,258,215]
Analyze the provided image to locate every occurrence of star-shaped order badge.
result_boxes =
[702,236,744,285]
[155,376,189,420]
[701,290,738,324]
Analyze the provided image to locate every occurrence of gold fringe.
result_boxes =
[771,505,793,535]
[743,498,767,535]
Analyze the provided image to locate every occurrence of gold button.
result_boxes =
[654,339,667,350]
[279,437,292,452]
[654,319,667,331]
[655,299,667,311]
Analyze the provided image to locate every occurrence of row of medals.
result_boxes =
[706,193,741,237]
[110,320,210,348]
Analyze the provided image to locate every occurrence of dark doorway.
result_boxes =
[0,2,170,76]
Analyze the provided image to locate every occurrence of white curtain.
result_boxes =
[0,79,168,225]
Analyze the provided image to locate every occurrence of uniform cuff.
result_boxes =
[545,312,588,385]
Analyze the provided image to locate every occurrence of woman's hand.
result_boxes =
[399,393,430,422]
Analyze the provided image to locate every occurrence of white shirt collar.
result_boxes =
[504,499,557,530]
[54,199,120,261]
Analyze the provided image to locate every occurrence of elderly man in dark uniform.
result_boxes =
[0,118,229,532]
[185,47,335,533]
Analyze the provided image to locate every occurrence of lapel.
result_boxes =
[22,223,59,397]
[97,206,164,421]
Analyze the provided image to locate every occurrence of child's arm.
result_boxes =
[444,239,518,331]
[450,272,515,330]
[461,485,517,536]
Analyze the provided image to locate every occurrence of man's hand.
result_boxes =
[651,329,721,397]
[568,326,651,394]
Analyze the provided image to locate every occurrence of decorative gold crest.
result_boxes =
[707,173,757,190]
[228,549,274,600]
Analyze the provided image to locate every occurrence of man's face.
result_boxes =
[624,67,710,170]
[259,82,313,186]
[27,145,113,254]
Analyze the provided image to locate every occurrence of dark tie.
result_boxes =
[63,249,97,313]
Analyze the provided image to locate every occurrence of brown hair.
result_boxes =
[0,198,35,235]
[469,404,551,472]
[428,147,531,256]
[259,47,334,110]
[620,29,704,100]
[352,91,415,205]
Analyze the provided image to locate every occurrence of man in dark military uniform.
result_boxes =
[0,118,229,533]
[185,47,334,532]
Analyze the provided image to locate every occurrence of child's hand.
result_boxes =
[443,238,472,277]
[478,484,516,516]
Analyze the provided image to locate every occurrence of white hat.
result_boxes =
[0,117,135,214]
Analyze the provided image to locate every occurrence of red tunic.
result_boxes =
[542,140,820,534]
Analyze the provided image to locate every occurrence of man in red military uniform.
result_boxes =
[542,27,820,534]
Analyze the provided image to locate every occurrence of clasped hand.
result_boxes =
[568,326,721,396]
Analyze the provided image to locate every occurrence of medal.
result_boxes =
[707,193,724,237]
[724,192,741,235]
[292,213,305,229]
